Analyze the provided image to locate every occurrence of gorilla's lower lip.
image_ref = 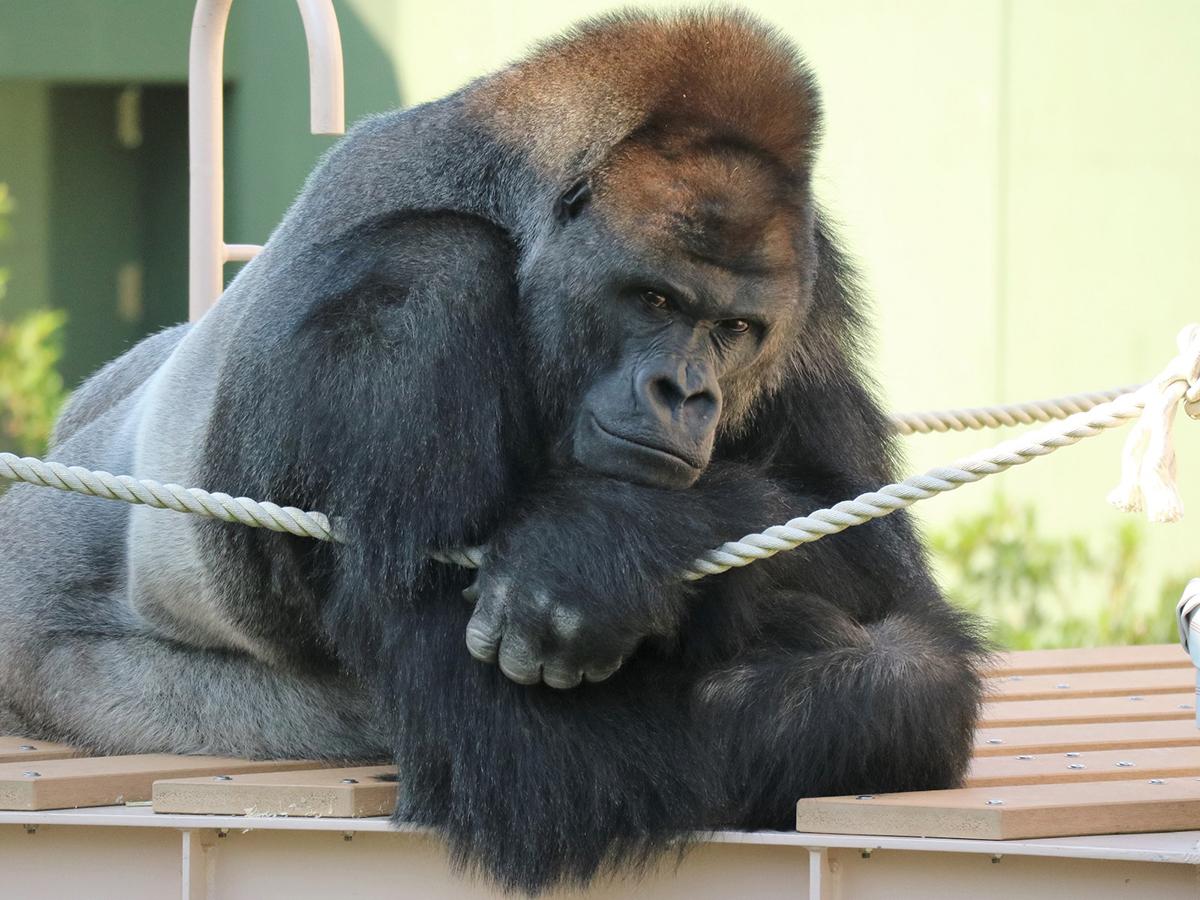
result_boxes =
[590,416,703,471]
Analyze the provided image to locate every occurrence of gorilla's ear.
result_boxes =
[555,178,592,224]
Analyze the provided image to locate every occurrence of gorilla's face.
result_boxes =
[520,139,812,489]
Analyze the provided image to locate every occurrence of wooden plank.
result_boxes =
[974,719,1200,756]
[980,693,1194,728]
[986,667,1195,701]
[967,746,1200,787]
[988,644,1187,676]
[0,736,79,764]
[0,755,322,811]
[796,778,1200,840]
[153,765,398,818]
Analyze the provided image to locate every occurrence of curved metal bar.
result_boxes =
[296,0,346,136]
[188,0,346,321]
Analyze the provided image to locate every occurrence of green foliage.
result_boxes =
[0,183,68,457]
[0,308,68,456]
[929,493,1185,650]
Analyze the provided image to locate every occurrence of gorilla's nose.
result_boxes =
[636,360,721,433]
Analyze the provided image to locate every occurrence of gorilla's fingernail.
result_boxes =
[498,637,542,685]
[499,659,542,686]
[584,661,622,683]
[542,666,583,690]
[462,583,480,603]
[465,626,499,662]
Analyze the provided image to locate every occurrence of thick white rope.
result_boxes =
[0,454,338,541]
[889,385,1139,435]
[2,326,1197,583]
[681,388,1154,579]
[0,386,1153,549]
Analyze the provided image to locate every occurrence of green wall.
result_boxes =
[0,82,52,318]
[0,0,402,378]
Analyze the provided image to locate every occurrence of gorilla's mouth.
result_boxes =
[581,415,706,489]
[591,417,703,469]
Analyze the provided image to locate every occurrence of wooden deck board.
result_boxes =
[0,736,78,764]
[796,778,1200,840]
[988,644,1188,676]
[973,719,1200,756]
[967,746,1200,787]
[980,693,1194,727]
[0,755,322,811]
[153,765,398,817]
[986,667,1195,701]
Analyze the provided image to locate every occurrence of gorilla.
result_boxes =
[0,10,984,894]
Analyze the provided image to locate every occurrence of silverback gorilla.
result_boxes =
[0,10,984,894]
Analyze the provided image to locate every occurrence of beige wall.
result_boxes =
[347,0,1200,595]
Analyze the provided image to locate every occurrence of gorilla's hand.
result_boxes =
[463,563,637,689]
[458,474,724,688]
[457,468,798,688]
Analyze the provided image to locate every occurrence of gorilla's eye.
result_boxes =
[720,319,751,334]
[640,290,670,310]
[556,179,592,223]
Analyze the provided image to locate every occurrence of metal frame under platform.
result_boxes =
[3,806,1198,899]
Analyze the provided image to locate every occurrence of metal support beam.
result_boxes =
[181,829,218,900]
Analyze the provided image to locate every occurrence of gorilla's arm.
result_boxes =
[196,211,535,661]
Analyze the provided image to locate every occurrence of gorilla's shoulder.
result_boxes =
[51,323,191,447]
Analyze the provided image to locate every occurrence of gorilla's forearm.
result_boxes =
[460,463,848,686]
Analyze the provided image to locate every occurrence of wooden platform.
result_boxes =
[2,643,1198,899]
[1,643,1196,841]
[797,642,1200,841]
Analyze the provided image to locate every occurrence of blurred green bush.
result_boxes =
[0,183,68,457]
[930,494,1187,650]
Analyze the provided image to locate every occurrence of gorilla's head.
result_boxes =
[519,127,815,489]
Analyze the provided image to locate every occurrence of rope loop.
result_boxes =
[1107,325,1200,523]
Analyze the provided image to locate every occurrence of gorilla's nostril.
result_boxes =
[650,376,687,413]
[683,390,718,422]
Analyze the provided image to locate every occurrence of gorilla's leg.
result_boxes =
[1,625,389,759]
[696,598,985,829]
[0,464,388,760]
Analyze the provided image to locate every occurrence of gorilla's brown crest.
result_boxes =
[593,131,802,275]
[470,10,822,187]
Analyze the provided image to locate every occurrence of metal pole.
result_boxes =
[187,0,345,322]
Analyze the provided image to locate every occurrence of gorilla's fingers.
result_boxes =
[498,632,542,685]
[542,662,583,690]
[465,604,503,664]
